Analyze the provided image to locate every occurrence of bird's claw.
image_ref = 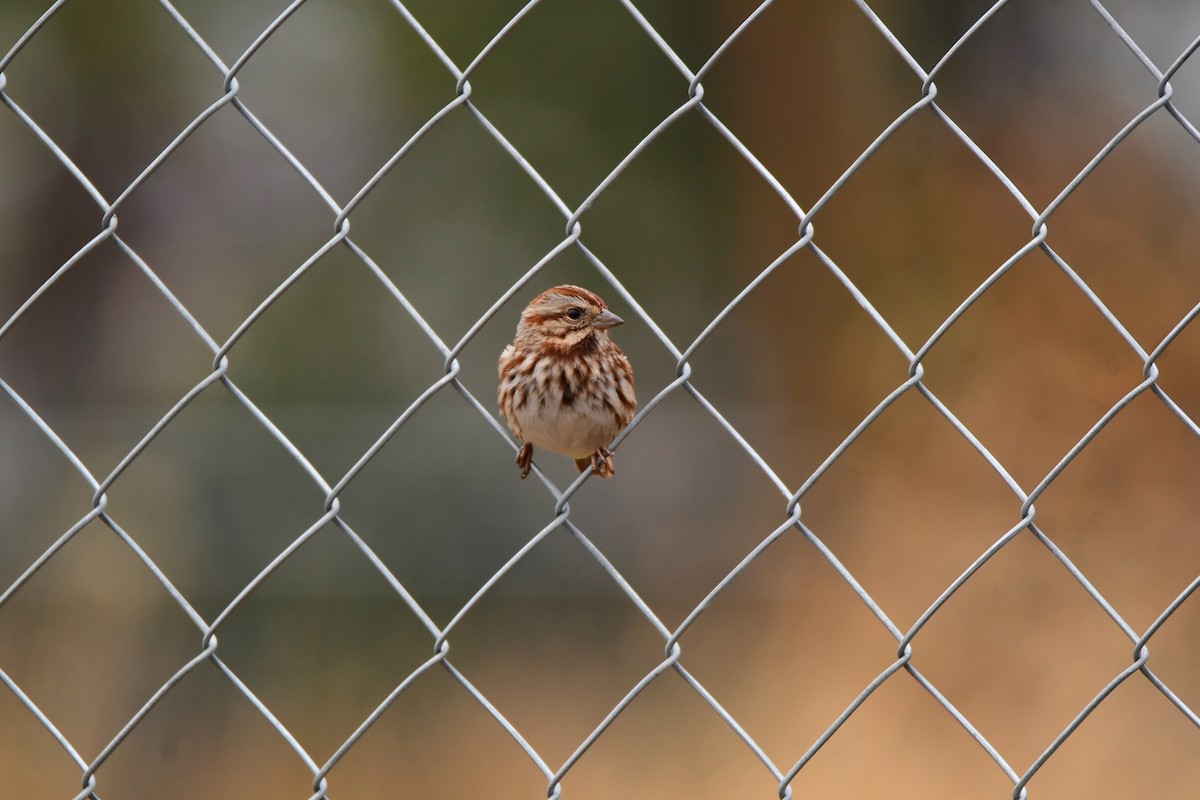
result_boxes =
[516,443,534,479]
[590,447,615,478]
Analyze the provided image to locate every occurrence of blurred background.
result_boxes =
[3,0,1200,797]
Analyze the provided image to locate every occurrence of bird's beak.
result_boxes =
[593,309,624,329]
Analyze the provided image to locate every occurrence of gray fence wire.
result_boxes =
[3,0,1200,798]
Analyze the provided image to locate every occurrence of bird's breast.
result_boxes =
[508,390,619,458]
[499,349,627,458]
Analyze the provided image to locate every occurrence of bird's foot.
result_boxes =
[516,443,534,479]
[589,447,615,478]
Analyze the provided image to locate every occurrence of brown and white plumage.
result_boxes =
[498,285,636,478]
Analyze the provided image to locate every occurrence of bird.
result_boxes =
[498,284,636,478]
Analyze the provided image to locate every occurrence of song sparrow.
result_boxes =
[498,285,636,478]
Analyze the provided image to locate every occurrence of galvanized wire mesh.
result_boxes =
[3,0,1200,798]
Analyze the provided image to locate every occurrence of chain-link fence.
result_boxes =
[3,1,1200,797]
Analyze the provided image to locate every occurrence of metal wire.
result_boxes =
[2,1,1199,798]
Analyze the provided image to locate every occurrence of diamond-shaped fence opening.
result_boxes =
[3,1,1200,798]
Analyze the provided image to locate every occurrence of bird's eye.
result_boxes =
[566,307,584,321]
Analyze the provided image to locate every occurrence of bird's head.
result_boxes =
[517,284,623,351]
